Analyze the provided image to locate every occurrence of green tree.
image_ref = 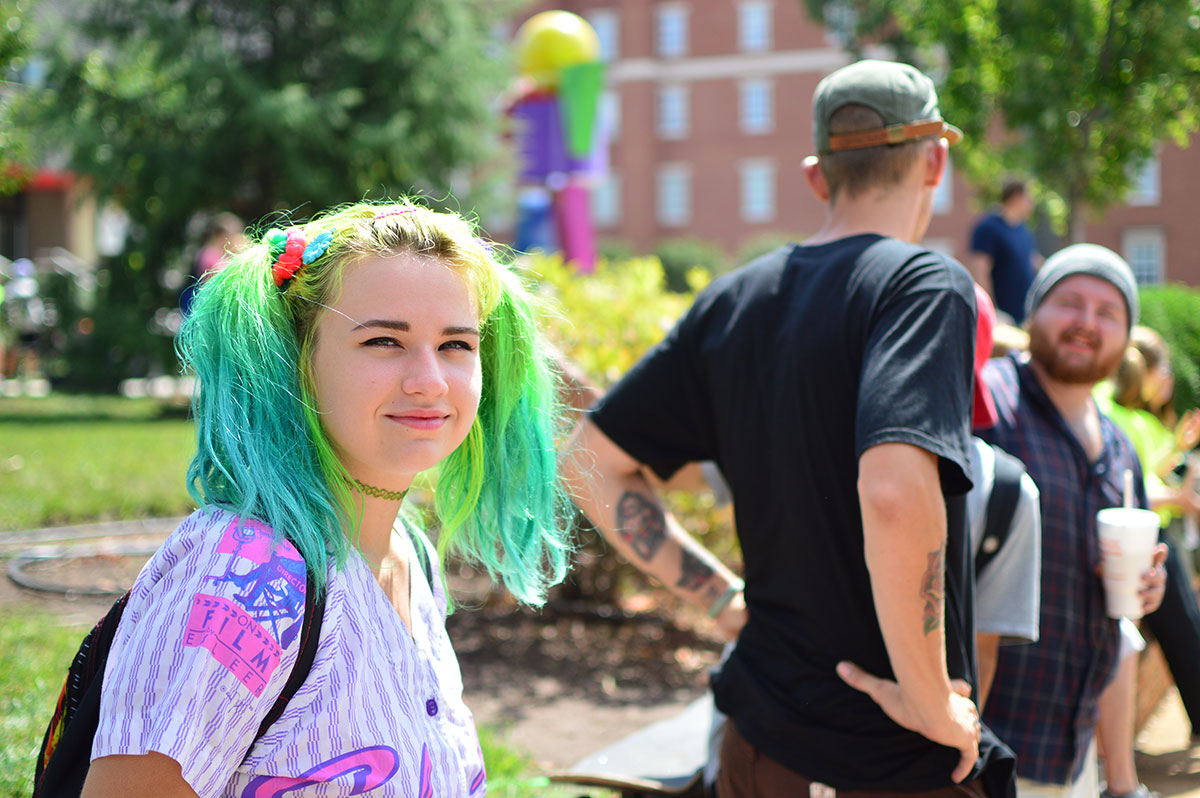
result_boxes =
[0,0,36,194]
[800,0,1200,240]
[17,0,519,386]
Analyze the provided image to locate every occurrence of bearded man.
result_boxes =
[979,244,1168,798]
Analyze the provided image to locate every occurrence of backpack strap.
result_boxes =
[252,559,325,741]
[976,446,1026,577]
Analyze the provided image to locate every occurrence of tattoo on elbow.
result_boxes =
[677,549,715,591]
[616,491,668,560]
[920,542,946,636]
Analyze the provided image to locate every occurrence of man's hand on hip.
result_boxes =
[836,660,981,784]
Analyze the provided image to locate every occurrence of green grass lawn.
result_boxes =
[0,396,196,531]
[0,609,90,797]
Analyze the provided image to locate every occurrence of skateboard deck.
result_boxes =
[548,694,711,796]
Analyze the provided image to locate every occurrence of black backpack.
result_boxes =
[975,446,1027,577]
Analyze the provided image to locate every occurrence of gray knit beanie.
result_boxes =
[1025,243,1139,329]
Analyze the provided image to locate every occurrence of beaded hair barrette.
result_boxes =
[266,227,334,289]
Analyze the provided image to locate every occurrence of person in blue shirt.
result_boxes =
[969,181,1041,324]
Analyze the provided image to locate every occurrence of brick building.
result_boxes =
[513,0,1200,286]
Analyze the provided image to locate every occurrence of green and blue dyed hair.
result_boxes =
[177,200,571,605]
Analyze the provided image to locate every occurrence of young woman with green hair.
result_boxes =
[79,200,572,797]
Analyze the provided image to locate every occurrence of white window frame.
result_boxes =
[656,5,689,59]
[1127,153,1161,207]
[588,9,620,63]
[740,159,776,223]
[739,79,773,135]
[657,84,689,140]
[657,164,692,227]
[592,173,621,229]
[1122,227,1166,285]
[738,2,772,52]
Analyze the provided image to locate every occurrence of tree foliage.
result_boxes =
[15,0,519,385]
[800,0,1200,239]
[0,0,36,194]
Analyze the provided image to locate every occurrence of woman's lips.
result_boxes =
[388,411,448,430]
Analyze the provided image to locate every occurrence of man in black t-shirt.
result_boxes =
[562,60,1015,797]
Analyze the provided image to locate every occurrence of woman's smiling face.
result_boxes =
[309,252,482,491]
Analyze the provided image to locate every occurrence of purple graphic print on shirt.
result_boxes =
[240,745,401,797]
[212,517,306,646]
[183,593,283,697]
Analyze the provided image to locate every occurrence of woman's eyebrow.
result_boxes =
[352,319,408,331]
[351,319,480,337]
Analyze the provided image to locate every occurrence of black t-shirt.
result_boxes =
[591,235,1015,793]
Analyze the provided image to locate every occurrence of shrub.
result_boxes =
[529,252,702,387]
[597,238,637,263]
[652,237,730,293]
[1139,283,1200,417]
[526,252,739,604]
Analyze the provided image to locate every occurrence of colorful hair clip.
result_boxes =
[302,230,334,265]
[374,207,419,220]
[270,227,307,288]
[474,237,495,254]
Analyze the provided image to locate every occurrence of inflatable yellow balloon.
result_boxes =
[514,10,600,89]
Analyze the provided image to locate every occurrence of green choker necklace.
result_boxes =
[352,478,408,502]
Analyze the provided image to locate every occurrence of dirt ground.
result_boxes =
[7,545,1200,794]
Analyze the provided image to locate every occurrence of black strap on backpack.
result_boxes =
[976,446,1027,578]
[33,554,325,797]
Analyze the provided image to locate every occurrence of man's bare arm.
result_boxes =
[837,442,980,782]
[561,417,746,640]
[975,633,1000,710]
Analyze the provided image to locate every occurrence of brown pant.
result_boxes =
[717,719,988,798]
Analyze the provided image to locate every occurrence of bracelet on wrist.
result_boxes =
[707,578,745,619]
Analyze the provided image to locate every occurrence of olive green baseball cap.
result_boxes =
[813,59,963,154]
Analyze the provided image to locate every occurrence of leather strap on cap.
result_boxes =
[827,119,950,152]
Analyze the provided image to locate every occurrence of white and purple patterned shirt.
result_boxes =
[93,507,487,797]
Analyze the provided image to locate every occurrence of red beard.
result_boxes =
[1028,323,1124,385]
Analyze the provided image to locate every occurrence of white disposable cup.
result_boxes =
[1097,507,1161,619]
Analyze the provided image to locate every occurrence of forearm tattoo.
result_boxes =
[615,491,668,561]
[677,548,715,592]
[920,541,946,636]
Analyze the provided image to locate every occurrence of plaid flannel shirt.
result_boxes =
[979,354,1143,785]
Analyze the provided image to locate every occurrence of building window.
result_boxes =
[739,79,773,135]
[592,174,621,228]
[656,5,688,58]
[602,90,620,141]
[1127,154,1161,207]
[657,164,691,227]
[738,2,772,52]
[657,85,689,140]
[932,159,954,215]
[1122,227,1165,285]
[589,9,620,62]
[740,160,775,222]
